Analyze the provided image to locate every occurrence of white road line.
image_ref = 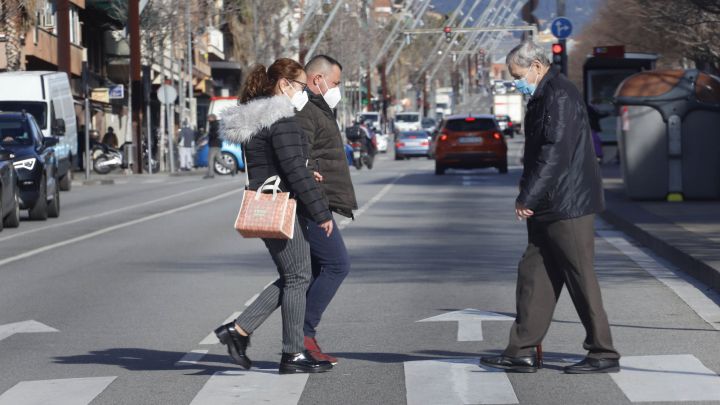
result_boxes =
[244,293,260,307]
[0,320,58,342]
[199,312,242,345]
[0,181,233,243]
[189,370,308,405]
[0,376,117,405]
[176,350,209,366]
[611,355,720,402]
[0,189,241,268]
[404,358,518,405]
[598,230,720,330]
[338,174,404,229]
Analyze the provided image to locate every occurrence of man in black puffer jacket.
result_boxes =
[294,55,357,364]
[480,41,620,375]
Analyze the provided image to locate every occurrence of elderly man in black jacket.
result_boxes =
[295,55,358,364]
[480,41,620,374]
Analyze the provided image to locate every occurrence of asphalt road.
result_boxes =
[1,137,719,405]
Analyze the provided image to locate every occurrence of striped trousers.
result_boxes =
[235,216,312,353]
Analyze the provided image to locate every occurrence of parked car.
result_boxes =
[0,71,78,191]
[0,112,60,220]
[394,112,422,132]
[395,130,431,160]
[495,115,515,138]
[195,137,245,175]
[0,147,20,230]
[433,114,507,175]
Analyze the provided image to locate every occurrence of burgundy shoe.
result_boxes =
[304,336,338,365]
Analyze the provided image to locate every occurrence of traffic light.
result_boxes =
[444,26,452,43]
[552,41,567,75]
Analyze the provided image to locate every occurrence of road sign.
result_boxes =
[157,84,177,104]
[108,85,124,99]
[550,17,573,39]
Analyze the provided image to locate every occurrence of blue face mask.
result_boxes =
[514,67,538,96]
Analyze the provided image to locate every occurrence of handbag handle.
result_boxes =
[255,175,282,200]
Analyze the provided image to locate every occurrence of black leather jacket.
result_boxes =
[518,67,605,221]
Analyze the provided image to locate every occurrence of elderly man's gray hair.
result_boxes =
[506,41,551,68]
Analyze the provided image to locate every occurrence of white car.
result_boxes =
[394,112,422,132]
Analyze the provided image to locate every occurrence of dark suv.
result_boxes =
[0,112,60,220]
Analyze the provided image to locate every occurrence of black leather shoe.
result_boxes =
[279,350,333,374]
[564,357,620,374]
[479,355,538,373]
[214,323,252,369]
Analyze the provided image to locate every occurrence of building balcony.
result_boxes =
[204,27,225,61]
[24,27,84,76]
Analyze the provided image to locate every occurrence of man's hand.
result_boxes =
[515,202,534,220]
[313,171,324,182]
[319,220,334,237]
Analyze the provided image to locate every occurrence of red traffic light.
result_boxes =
[552,43,564,54]
[443,26,452,34]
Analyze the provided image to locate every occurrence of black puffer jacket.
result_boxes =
[518,67,605,221]
[222,95,332,225]
[295,92,358,218]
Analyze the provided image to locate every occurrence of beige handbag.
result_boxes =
[235,173,296,239]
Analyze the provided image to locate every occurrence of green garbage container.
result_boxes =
[614,69,720,200]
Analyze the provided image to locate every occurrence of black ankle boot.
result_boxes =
[279,350,333,374]
[214,323,251,369]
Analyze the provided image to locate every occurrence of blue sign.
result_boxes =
[109,85,124,99]
[550,17,573,39]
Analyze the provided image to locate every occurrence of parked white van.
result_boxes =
[0,71,77,190]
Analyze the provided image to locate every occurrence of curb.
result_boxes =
[72,179,116,186]
[600,208,720,294]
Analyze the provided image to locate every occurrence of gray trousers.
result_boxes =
[235,217,312,353]
[504,214,620,360]
[206,147,234,176]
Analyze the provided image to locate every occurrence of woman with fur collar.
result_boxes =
[213,58,334,374]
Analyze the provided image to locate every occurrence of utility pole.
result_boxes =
[56,0,70,75]
[186,0,194,127]
[129,0,143,173]
[557,0,568,76]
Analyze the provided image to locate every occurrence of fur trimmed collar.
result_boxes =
[221,95,295,144]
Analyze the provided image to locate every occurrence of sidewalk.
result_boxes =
[600,165,720,293]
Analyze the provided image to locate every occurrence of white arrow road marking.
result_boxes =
[0,320,58,342]
[417,309,514,341]
[199,312,242,345]
[599,230,720,329]
[0,376,116,405]
[190,370,308,405]
[610,355,720,402]
[405,358,519,405]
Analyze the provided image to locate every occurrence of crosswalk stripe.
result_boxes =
[0,376,116,405]
[611,355,720,402]
[176,350,209,366]
[189,370,308,405]
[199,312,242,345]
[404,358,518,405]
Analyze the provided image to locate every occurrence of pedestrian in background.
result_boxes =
[178,121,194,171]
[102,126,118,149]
[295,54,357,364]
[480,41,621,374]
[214,58,334,374]
[204,114,236,178]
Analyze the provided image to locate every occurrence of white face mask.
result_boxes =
[283,83,309,111]
[322,77,342,109]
